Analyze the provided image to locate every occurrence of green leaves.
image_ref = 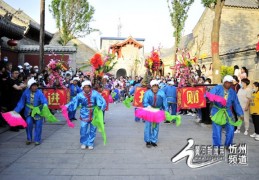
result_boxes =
[220,66,234,79]
[49,0,96,45]
[201,0,217,7]
[167,0,194,46]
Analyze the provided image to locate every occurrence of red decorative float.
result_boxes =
[177,87,206,109]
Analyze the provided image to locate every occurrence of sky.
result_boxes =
[4,0,205,52]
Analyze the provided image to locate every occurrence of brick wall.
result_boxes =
[190,6,259,82]
[192,7,259,57]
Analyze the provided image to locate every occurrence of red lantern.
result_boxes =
[7,39,17,47]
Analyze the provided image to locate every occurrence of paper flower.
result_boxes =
[90,53,103,69]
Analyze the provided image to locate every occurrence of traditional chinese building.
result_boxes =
[100,36,145,77]
[0,0,76,68]
[0,0,96,71]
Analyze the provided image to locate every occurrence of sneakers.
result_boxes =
[191,113,196,117]
[146,142,152,148]
[35,142,40,146]
[81,144,86,149]
[244,130,248,135]
[235,130,249,135]
[164,121,171,124]
[255,134,259,141]
[26,140,32,145]
[151,142,158,147]
[250,133,257,138]
[146,142,158,148]
[234,129,240,134]
[88,146,94,150]
[187,112,192,116]
[81,144,94,150]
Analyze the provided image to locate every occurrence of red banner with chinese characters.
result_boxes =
[101,89,110,111]
[177,87,206,109]
[42,88,70,109]
[133,87,147,107]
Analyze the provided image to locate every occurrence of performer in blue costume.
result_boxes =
[69,77,82,121]
[143,80,168,148]
[66,80,106,150]
[209,75,244,147]
[14,78,48,145]
[163,80,177,123]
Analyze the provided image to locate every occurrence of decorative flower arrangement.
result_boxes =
[145,50,161,71]
[89,53,117,88]
[90,53,103,70]
[47,59,67,71]
[46,57,68,88]
[172,49,198,87]
[102,53,117,73]
[90,53,117,78]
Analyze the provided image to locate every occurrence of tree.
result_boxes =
[201,0,225,83]
[167,0,194,66]
[49,0,95,45]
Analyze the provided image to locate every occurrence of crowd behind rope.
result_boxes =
[0,58,258,141]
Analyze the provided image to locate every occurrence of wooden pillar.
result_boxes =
[39,0,45,70]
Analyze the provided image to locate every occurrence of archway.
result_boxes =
[116,68,127,78]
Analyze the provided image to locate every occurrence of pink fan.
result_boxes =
[206,92,227,106]
[135,107,165,123]
[1,111,27,128]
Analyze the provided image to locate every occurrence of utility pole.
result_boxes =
[39,0,45,70]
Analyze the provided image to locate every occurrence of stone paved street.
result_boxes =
[0,103,258,180]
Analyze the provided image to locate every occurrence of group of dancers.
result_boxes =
[3,74,251,150]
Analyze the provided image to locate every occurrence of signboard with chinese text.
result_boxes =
[133,87,147,107]
[42,88,70,109]
[177,87,206,109]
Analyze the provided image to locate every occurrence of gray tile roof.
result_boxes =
[0,15,26,40]
[225,0,259,8]
[18,45,77,53]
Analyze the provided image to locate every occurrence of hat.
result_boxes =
[73,77,80,81]
[18,65,23,69]
[3,57,8,62]
[103,75,109,79]
[27,78,38,88]
[81,80,92,89]
[150,80,159,87]
[34,66,38,69]
[24,62,29,66]
[167,81,174,85]
[223,75,234,83]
